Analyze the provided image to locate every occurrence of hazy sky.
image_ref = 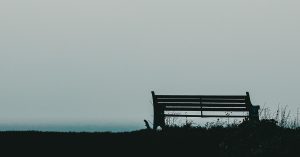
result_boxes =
[0,0,300,129]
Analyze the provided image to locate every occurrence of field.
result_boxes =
[0,120,299,157]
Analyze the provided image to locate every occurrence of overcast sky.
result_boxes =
[0,0,299,130]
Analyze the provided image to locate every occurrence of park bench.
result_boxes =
[151,91,260,129]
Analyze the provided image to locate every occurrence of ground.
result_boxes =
[0,120,299,157]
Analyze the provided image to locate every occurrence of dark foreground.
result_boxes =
[0,121,299,157]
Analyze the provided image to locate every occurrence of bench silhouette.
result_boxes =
[151,91,260,129]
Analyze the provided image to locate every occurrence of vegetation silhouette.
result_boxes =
[0,119,299,156]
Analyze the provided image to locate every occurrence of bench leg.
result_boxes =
[249,105,260,121]
[153,100,165,129]
[152,91,165,130]
[153,107,165,130]
[153,113,159,130]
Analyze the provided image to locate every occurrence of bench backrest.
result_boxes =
[151,91,260,129]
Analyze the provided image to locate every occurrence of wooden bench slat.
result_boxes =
[156,95,246,99]
[200,99,246,103]
[165,107,248,112]
[164,114,248,118]
[156,95,202,98]
[157,99,200,102]
[160,103,247,107]
[157,99,246,103]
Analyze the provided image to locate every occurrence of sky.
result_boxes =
[0,0,300,131]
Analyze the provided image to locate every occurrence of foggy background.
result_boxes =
[0,0,299,131]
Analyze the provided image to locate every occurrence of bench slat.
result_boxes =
[157,99,246,103]
[160,103,247,107]
[164,114,248,117]
[157,99,200,102]
[165,107,248,111]
[201,99,246,103]
[156,95,246,99]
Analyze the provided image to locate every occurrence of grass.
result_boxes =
[0,106,299,156]
[0,119,299,157]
